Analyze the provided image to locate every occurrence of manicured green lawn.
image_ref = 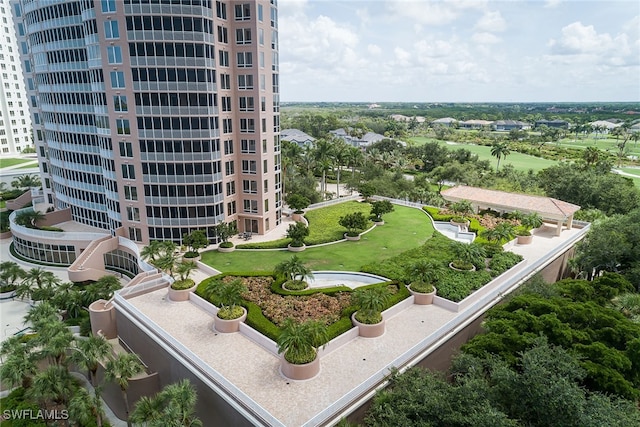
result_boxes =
[408,137,558,172]
[16,162,39,169]
[201,205,434,273]
[0,158,34,169]
[304,201,373,244]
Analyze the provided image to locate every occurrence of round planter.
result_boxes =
[0,289,16,300]
[167,283,198,302]
[344,233,361,241]
[213,307,247,333]
[408,285,437,305]
[351,312,385,338]
[218,245,235,253]
[292,212,304,222]
[449,262,476,272]
[182,254,201,262]
[374,220,385,226]
[281,354,320,380]
[450,219,470,228]
[287,243,306,252]
[283,281,309,291]
[516,234,533,245]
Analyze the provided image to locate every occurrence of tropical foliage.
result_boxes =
[277,318,329,364]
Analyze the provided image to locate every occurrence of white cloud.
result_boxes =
[472,32,502,44]
[544,0,562,8]
[367,44,382,55]
[475,10,507,33]
[385,0,485,26]
[549,22,614,54]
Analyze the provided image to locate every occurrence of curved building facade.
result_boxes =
[18,0,281,244]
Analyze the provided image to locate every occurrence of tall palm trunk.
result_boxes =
[122,388,132,427]
[336,166,341,198]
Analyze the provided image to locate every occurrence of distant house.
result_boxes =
[330,128,386,147]
[359,132,386,147]
[390,114,426,123]
[534,119,569,129]
[459,119,493,130]
[493,120,530,131]
[280,129,315,147]
[431,117,458,127]
[588,120,620,131]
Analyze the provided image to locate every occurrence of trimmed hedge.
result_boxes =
[237,238,290,249]
[196,273,409,343]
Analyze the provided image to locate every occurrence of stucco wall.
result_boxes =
[114,309,257,427]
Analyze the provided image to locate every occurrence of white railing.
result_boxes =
[9,209,110,241]
[370,195,425,209]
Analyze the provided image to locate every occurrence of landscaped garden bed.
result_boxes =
[195,273,408,342]
[237,201,373,249]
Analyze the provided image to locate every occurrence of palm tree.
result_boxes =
[105,352,145,427]
[351,287,391,324]
[68,388,106,427]
[11,174,40,189]
[27,365,78,410]
[0,261,25,289]
[408,260,445,286]
[314,138,334,199]
[345,145,364,181]
[140,240,164,263]
[451,242,487,269]
[481,222,516,244]
[332,140,349,198]
[611,293,640,323]
[0,336,37,389]
[315,158,333,198]
[277,318,329,364]
[583,146,601,166]
[175,260,197,283]
[131,379,202,427]
[70,334,112,386]
[490,142,511,171]
[24,300,60,329]
[521,212,544,231]
[34,318,74,366]
[17,267,59,301]
[14,209,46,228]
[274,255,313,283]
[83,275,122,307]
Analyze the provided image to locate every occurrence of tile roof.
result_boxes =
[441,186,580,218]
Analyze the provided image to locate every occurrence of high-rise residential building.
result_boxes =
[15,0,281,245]
[0,1,32,155]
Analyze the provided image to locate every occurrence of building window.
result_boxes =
[114,95,128,112]
[220,73,231,89]
[222,118,232,134]
[226,181,235,196]
[240,118,255,133]
[128,227,142,242]
[107,46,122,64]
[259,28,264,45]
[241,160,257,174]
[122,164,135,179]
[236,28,251,45]
[104,21,120,39]
[262,139,267,152]
[116,119,131,135]
[263,159,268,172]
[235,3,251,20]
[110,71,125,88]
[221,96,231,112]
[242,180,257,194]
[238,74,253,90]
[126,206,140,222]
[264,199,269,212]
[101,0,116,13]
[263,179,268,193]
[243,199,258,213]
[225,161,234,176]
[239,97,254,111]
[218,50,229,67]
[119,141,133,157]
[217,26,228,43]
[240,139,256,153]
[237,52,252,68]
[223,139,233,155]
[216,1,227,19]
[124,186,138,201]
[227,201,236,215]
[258,4,263,21]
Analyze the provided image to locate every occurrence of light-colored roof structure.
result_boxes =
[589,120,621,130]
[441,186,580,220]
[460,119,493,126]
[280,129,315,145]
[432,117,458,124]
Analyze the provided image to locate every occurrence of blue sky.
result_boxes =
[277,0,640,102]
